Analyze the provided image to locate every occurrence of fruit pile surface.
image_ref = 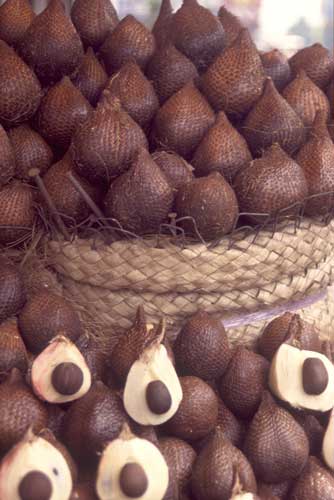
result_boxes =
[1,259,334,499]
[0,0,333,246]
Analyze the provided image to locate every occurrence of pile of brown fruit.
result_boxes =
[2,258,334,499]
[0,0,333,246]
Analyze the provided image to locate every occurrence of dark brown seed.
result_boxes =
[175,172,239,240]
[71,0,119,49]
[258,312,321,361]
[174,310,230,380]
[52,362,84,396]
[0,40,41,128]
[119,463,148,498]
[218,6,244,47]
[282,70,330,127]
[105,61,159,131]
[0,260,26,322]
[201,29,265,117]
[165,376,218,441]
[62,381,128,463]
[20,0,84,85]
[159,437,196,490]
[296,111,334,216]
[100,15,156,74]
[104,148,174,234]
[0,319,27,375]
[302,358,328,395]
[0,181,35,245]
[191,428,257,500]
[19,471,52,500]
[290,456,334,500]
[72,47,108,106]
[153,81,215,159]
[42,154,100,225]
[146,380,172,415]
[0,369,48,454]
[36,77,91,152]
[152,0,173,48]
[234,144,308,220]
[152,151,194,191]
[289,43,334,89]
[8,125,53,180]
[242,79,306,156]
[220,347,269,419]
[0,124,15,187]
[72,93,148,184]
[244,391,309,483]
[0,0,35,47]
[261,49,291,91]
[191,111,252,182]
[147,43,199,105]
[170,0,225,71]
[18,291,83,353]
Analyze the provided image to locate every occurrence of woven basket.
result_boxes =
[45,216,334,341]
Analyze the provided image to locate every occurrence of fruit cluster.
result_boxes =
[0,0,333,246]
[1,258,334,499]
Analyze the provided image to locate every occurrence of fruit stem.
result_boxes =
[29,168,71,241]
[66,171,105,221]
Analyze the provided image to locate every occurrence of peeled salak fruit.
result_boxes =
[0,124,15,187]
[36,76,92,152]
[242,78,306,156]
[218,5,244,47]
[147,43,199,104]
[289,43,334,89]
[261,49,291,91]
[0,40,41,128]
[234,144,308,220]
[20,0,84,85]
[152,0,173,48]
[104,148,174,234]
[72,47,108,106]
[105,61,159,132]
[282,70,330,127]
[0,0,35,47]
[153,81,215,160]
[170,0,225,71]
[100,15,156,74]
[72,93,148,184]
[201,29,266,117]
[8,124,53,180]
[296,111,334,216]
[192,111,252,182]
[71,0,119,49]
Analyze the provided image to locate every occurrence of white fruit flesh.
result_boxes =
[96,432,169,500]
[322,408,334,469]
[269,343,334,411]
[0,431,72,500]
[123,343,182,425]
[31,336,91,403]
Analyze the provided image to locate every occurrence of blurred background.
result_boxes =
[6,0,334,53]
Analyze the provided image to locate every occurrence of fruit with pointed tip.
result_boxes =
[201,29,266,117]
[104,148,173,234]
[282,70,330,127]
[20,0,84,84]
[0,40,41,128]
[289,43,334,89]
[72,47,108,106]
[100,14,156,74]
[0,124,15,186]
[0,319,27,376]
[261,49,291,91]
[152,151,194,191]
[159,437,196,491]
[0,181,35,245]
[18,290,83,353]
[170,0,225,71]
[152,0,173,48]
[72,93,148,184]
[71,0,118,49]
[290,457,334,500]
[0,259,26,322]
[234,144,308,221]
[0,0,35,47]
[218,5,244,47]
[192,111,252,182]
[244,391,309,482]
